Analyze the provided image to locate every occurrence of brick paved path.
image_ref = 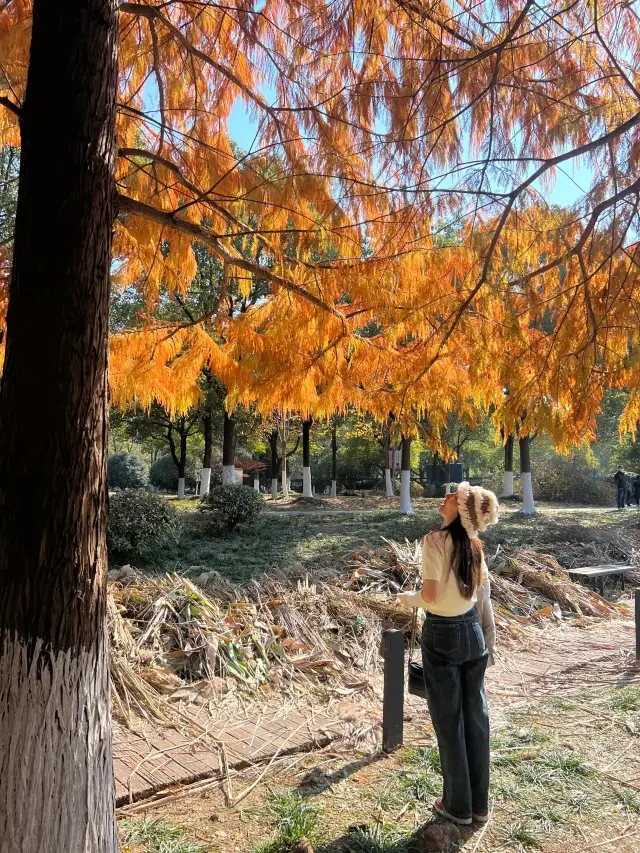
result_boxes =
[115,618,639,806]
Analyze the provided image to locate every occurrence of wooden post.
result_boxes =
[635,588,640,661]
[382,629,404,753]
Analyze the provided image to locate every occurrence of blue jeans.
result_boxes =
[421,608,490,820]
[617,486,627,509]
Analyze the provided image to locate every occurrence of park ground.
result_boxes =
[117,497,640,853]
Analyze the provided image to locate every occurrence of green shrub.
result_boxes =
[108,490,182,559]
[199,485,264,534]
[108,452,148,490]
[149,453,197,492]
[532,452,611,505]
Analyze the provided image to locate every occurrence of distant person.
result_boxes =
[633,474,640,509]
[614,468,627,510]
[397,483,499,826]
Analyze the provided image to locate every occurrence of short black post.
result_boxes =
[635,589,640,661]
[382,628,405,753]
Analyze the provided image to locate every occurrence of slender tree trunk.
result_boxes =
[200,413,212,496]
[503,433,514,498]
[0,1,119,850]
[222,411,235,486]
[302,418,313,498]
[177,432,187,499]
[383,427,394,497]
[519,434,535,514]
[281,423,289,499]
[268,430,279,499]
[331,421,338,498]
[399,436,414,515]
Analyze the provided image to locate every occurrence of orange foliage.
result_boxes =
[2,1,640,451]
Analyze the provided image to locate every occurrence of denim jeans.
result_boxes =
[617,486,627,509]
[421,608,490,820]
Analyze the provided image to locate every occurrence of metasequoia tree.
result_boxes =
[0,1,120,849]
[3,2,640,845]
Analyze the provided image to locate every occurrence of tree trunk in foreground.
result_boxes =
[503,433,514,498]
[222,411,236,485]
[0,1,119,850]
[399,436,414,515]
[302,418,313,498]
[519,434,536,514]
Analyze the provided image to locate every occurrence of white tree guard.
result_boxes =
[521,472,536,514]
[400,469,414,515]
[303,466,313,498]
[200,467,211,497]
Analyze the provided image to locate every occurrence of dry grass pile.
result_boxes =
[108,532,631,728]
[108,569,410,728]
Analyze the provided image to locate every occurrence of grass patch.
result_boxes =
[137,507,438,583]
[609,687,640,713]
[333,824,411,853]
[254,790,324,853]
[120,819,204,853]
[500,821,542,849]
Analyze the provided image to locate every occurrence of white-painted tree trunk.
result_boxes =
[385,468,394,497]
[281,470,288,499]
[400,470,414,515]
[0,636,117,852]
[331,479,337,498]
[445,482,451,494]
[177,477,185,499]
[253,476,260,492]
[503,470,514,498]
[521,472,536,514]
[303,467,312,498]
[222,465,235,486]
[271,478,278,499]
[200,467,211,497]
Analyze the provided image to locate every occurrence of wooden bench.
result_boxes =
[568,565,634,597]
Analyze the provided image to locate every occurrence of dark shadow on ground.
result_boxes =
[297,754,387,797]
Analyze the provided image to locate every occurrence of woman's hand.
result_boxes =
[394,590,424,609]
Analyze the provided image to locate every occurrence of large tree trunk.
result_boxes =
[331,421,338,498]
[399,436,414,515]
[0,1,119,850]
[302,418,313,498]
[519,434,536,514]
[200,413,212,496]
[503,433,514,498]
[222,411,235,486]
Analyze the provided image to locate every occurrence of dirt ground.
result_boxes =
[119,616,640,853]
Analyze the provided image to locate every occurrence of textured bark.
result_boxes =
[302,419,312,497]
[503,433,515,497]
[0,0,119,850]
[399,437,414,515]
[202,414,212,469]
[331,422,338,482]
[519,434,536,514]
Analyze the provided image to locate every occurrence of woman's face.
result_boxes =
[438,492,459,526]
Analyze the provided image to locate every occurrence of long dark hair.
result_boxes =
[442,515,483,599]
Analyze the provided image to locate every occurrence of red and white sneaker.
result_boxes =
[473,810,490,823]
[433,799,472,826]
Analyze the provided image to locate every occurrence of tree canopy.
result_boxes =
[2,0,640,450]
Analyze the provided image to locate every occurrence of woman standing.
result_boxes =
[397,483,499,826]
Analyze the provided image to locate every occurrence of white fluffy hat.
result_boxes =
[456,481,499,538]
